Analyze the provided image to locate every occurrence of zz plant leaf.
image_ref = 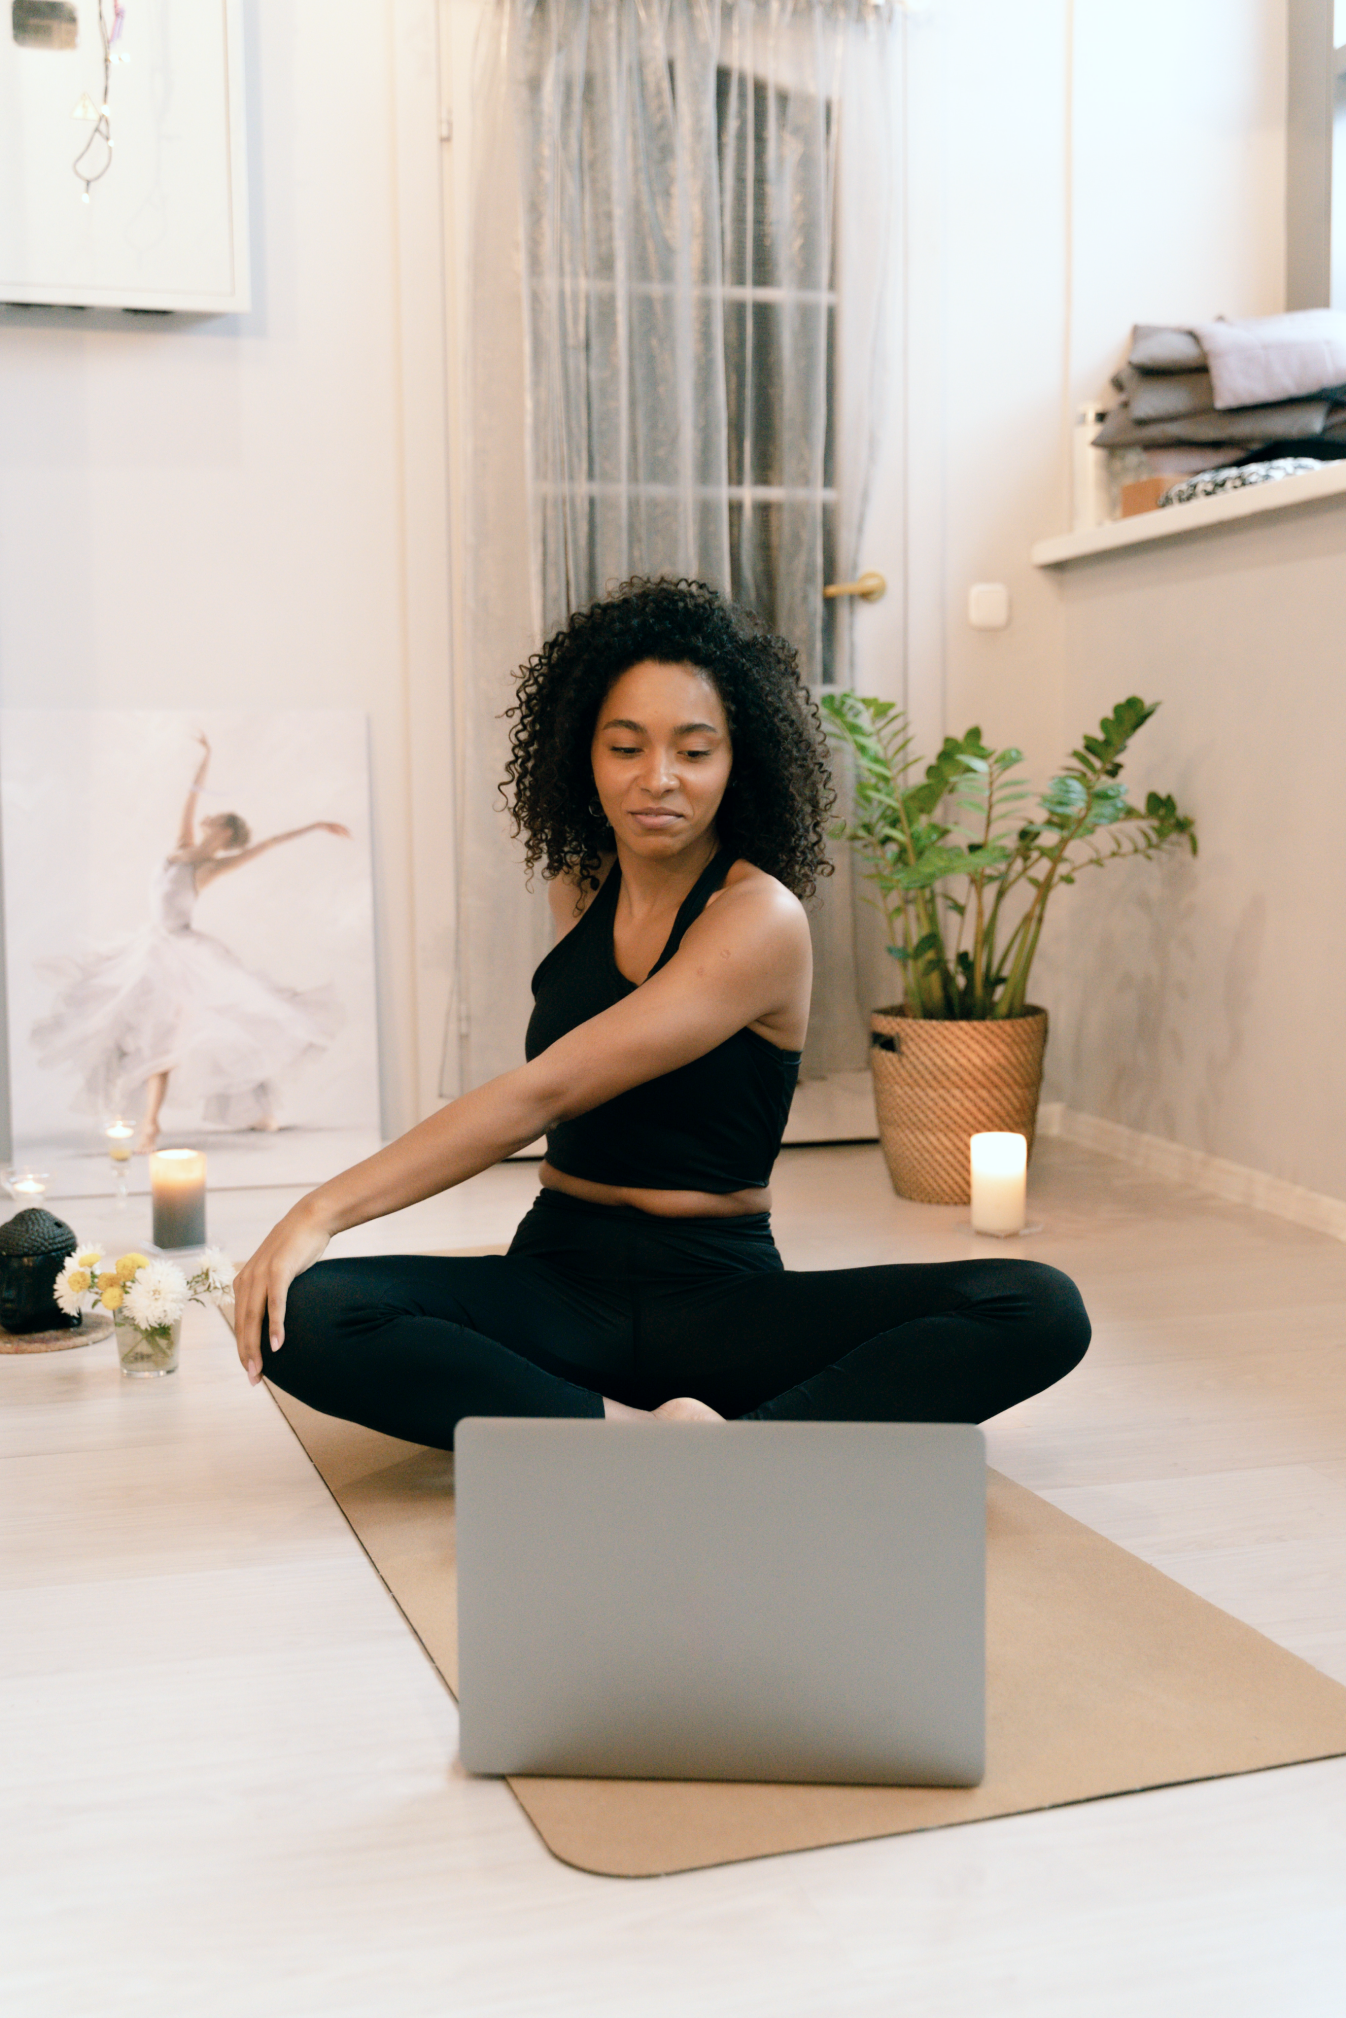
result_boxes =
[820,693,1196,1021]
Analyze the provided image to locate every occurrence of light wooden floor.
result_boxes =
[3,1139,1345,2016]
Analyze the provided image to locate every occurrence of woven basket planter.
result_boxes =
[869,1006,1049,1204]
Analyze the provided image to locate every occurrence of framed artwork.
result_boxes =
[0,710,382,1187]
[0,0,249,311]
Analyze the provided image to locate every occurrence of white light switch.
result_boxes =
[968,582,1010,630]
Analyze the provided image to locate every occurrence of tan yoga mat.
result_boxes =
[266,1384,1346,1877]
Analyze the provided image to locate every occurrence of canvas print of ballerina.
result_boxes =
[35,732,350,1151]
[1,711,381,1176]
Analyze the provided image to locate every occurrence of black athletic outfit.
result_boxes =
[263,852,1089,1445]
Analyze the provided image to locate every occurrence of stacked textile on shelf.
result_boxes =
[1095,310,1346,474]
[1157,455,1326,509]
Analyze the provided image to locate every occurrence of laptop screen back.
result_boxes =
[456,1418,985,1786]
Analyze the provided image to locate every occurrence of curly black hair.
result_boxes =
[502,577,835,898]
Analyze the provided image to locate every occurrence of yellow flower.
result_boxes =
[116,1252,150,1282]
[100,1284,124,1311]
[74,1246,104,1271]
[97,1271,118,1295]
[67,1268,91,1295]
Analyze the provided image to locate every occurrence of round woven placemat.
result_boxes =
[0,1311,113,1355]
[870,1006,1048,1204]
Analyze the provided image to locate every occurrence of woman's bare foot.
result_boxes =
[602,1396,647,1421]
[602,1394,724,1422]
[134,1122,159,1155]
[652,1395,724,1423]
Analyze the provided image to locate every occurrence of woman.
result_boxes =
[234,579,1089,1435]
[34,733,350,1151]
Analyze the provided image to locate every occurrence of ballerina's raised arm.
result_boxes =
[173,732,351,888]
[172,731,214,857]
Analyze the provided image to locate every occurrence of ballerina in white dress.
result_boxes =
[33,734,351,1151]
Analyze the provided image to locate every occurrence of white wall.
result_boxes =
[910,0,1286,763]
[0,0,454,1146]
[1048,503,1346,1198]
[900,0,1309,1186]
[1038,3,1316,1187]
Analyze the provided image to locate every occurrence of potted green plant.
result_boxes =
[819,692,1196,1203]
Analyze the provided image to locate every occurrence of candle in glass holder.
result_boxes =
[4,1170,49,1205]
[150,1149,207,1249]
[969,1132,1026,1236]
[105,1122,134,1163]
[105,1122,135,1207]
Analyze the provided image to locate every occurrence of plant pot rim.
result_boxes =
[871,1003,1048,1024]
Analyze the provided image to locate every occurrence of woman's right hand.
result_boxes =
[232,1204,331,1385]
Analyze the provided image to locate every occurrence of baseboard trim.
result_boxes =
[1037,1102,1346,1243]
[784,1071,879,1145]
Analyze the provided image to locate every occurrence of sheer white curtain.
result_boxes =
[447,0,899,1097]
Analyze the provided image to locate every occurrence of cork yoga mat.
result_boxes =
[267,1385,1346,1878]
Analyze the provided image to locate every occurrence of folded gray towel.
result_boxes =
[1112,365,1216,423]
[1193,310,1346,409]
[1094,396,1331,448]
[1129,325,1207,373]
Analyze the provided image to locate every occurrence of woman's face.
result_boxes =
[590,660,732,861]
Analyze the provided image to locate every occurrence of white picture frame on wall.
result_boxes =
[0,0,250,313]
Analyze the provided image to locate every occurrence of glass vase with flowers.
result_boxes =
[54,1246,236,1377]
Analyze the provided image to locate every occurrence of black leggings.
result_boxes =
[262,1188,1090,1449]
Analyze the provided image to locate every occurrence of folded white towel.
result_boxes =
[1193,310,1346,410]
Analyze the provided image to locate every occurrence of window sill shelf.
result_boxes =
[1031,460,1346,567]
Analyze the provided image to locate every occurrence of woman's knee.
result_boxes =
[262,1259,373,1402]
[963,1257,1091,1378]
[274,1256,386,1357]
[1013,1259,1091,1376]
[276,1257,340,1342]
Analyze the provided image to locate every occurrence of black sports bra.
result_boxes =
[524,851,801,1194]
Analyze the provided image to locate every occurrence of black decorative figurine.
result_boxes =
[0,1208,80,1335]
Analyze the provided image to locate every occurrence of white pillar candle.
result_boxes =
[969,1132,1027,1236]
[150,1149,207,1250]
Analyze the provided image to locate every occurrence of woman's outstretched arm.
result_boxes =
[230,872,810,1382]
[175,733,211,852]
[197,821,351,885]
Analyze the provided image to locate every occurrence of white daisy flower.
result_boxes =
[53,1258,89,1318]
[190,1247,237,1300]
[73,1245,104,1271]
[124,1259,190,1331]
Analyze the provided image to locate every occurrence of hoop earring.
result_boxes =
[589,796,609,823]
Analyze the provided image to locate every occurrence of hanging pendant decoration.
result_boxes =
[72,1,128,205]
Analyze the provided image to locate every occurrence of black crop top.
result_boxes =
[525,850,801,1194]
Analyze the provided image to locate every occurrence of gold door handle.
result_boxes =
[823,570,886,603]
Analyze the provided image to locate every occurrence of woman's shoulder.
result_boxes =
[696,858,811,960]
[712,857,807,923]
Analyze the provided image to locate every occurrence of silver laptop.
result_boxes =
[455,1419,985,1786]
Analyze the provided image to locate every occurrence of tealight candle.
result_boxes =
[105,1123,134,1164]
[150,1148,207,1250]
[6,1171,49,1203]
[969,1131,1027,1236]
